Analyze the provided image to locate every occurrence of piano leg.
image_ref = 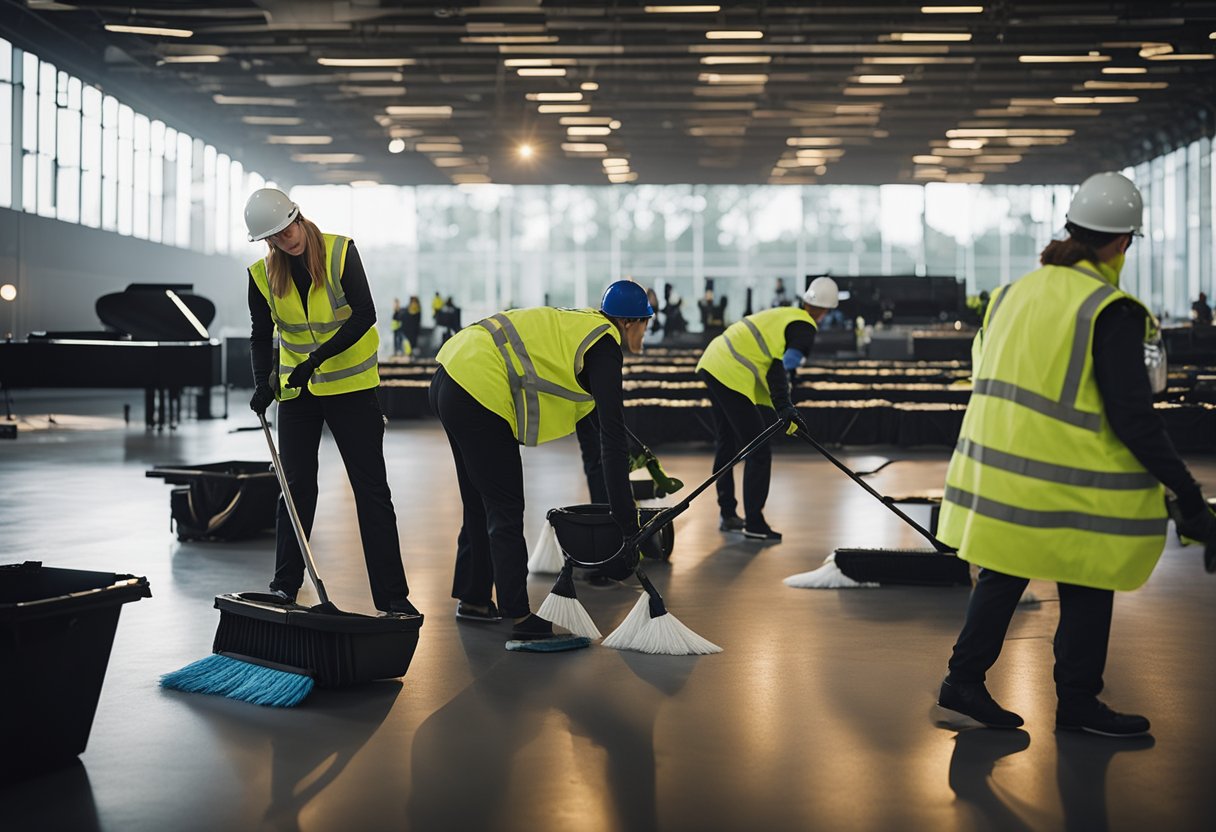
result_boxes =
[170,388,181,430]
[197,386,213,420]
[145,388,155,430]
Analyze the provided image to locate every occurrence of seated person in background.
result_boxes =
[1192,292,1212,326]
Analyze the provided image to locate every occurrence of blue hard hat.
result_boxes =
[600,280,653,319]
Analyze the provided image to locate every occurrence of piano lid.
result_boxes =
[96,283,216,341]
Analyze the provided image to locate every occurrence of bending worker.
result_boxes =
[935,172,1216,737]
[244,188,417,616]
[429,280,652,646]
[695,277,840,540]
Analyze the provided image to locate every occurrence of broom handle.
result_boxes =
[630,417,788,547]
[260,413,330,604]
[793,428,954,553]
[623,424,655,461]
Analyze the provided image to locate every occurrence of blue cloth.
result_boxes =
[782,348,805,373]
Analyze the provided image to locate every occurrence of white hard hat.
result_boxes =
[1066,172,1143,234]
[244,188,300,242]
[802,276,842,309]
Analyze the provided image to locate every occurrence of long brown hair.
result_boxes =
[1039,222,1119,268]
[265,214,327,298]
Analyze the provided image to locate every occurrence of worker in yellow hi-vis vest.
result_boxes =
[695,277,840,541]
[244,188,416,617]
[934,172,1216,737]
[429,280,652,649]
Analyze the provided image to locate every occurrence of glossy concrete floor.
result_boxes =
[2,391,1215,832]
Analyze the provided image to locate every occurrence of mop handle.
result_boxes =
[630,417,788,547]
[259,413,330,604]
[623,423,656,462]
[793,428,954,553]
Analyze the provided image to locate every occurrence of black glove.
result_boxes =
[778,403,808,437]
[285,356,317,390]
[249,385,275,414]
[1167,496,1216,574]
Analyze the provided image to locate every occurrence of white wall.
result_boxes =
[0,207,251,339]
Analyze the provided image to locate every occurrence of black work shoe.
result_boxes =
[1056,701,1150,737]
[510,613,555,641]
[742,524,782,541]
[456,601,501,622]
[270,588,296,604]
[719,513,746,532]
[383,598,421,617]
[936,679,1024,729]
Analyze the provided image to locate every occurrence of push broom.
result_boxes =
[160,414,423,707]
[543,417,788,654]
[783,426,972,590]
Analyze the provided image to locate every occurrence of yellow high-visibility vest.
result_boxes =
[938,260,1167,591]
[437,307,622,446]
[248,234,380,400]
[696,306,816,407]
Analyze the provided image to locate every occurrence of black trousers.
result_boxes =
[269,387,411,612]
[576,413,609,504]
[429,366,531,618]
[699,370,778,524]
[946,567,1114,708]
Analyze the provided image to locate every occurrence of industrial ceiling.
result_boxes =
[4,1,1216,187]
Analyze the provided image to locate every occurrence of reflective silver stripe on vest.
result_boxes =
[327,236,348,310]
[477,313,598,446]
[971,379,1102,431]
[741,318,772,358]
[944,485,1167,537]
[972,273,1115,433]
[985,284,1010,328]
[724,332,765,391]
[278,340,321,355]
[956,437,1158,490]
[312,353,377,384]
[574,324,612,374]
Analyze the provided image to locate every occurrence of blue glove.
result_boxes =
[285,357,317,390]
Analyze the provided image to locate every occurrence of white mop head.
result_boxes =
[527,521,565,575]
[537,592,602,640]
[602,592,722,655]
[783,553,879,589]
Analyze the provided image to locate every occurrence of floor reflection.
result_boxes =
[1056,731,1155,832]
[948,728,1033,831]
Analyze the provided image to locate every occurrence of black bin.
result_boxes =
[146,461,279,541]
[0,562,151,780]
[546,504,675,565]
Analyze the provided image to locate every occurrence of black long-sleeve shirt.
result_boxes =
[248,241,376,389]
[577,337,636,531]
[1092,298,1203,514]
[765,320,818,411]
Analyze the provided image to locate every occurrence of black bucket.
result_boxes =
[546,504,675,578]
[146,461,279,541]
[0,562,151,780]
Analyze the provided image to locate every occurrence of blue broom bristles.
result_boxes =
[160,654,315,708]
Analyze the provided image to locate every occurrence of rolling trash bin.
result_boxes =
[146,461,279,541]
[547,504,676,576]
[0,562,151,780]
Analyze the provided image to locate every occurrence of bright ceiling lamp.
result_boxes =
[921,5,983,11]
[645,5,721,12]
[518,143,535,159]
[388,139,406,153]
[292,153,364,164]
[213,95,296,106]
[453,174,493,184]
[698,73,769,84]
[1018,53,1109,63]
[317,57,415,67]
[504,58,577,67]
[947,128,1074,137]
[560,116,614,125]
[947,138,985,149]
[852,74,905,83]
[526,92,583,101]
[537,104,591,113]
[863,56,975,64]
[706,31,765,39]
[1054,95,1138,104]
[461,35,559,44]
[561,142,609,152]
[787,137,843,146]
[432,157,475,168]
[384,105,454,117]
[242,116,303,125]
[701,55,771,65]
[889,32,971,41]
[160,55,220,63]
[1083,80,1167,90]
[266,135,333,145]
[1102,66,1148,74]
[105,23,192,37]
[518,68,566,77]
[416,143,463,152]
[913,154,943,164]
[568,126,611,136]
[580,81,599,91]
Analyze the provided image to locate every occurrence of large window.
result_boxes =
[0,37,270,260]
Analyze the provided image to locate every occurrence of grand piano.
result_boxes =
[0,283,222,430]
